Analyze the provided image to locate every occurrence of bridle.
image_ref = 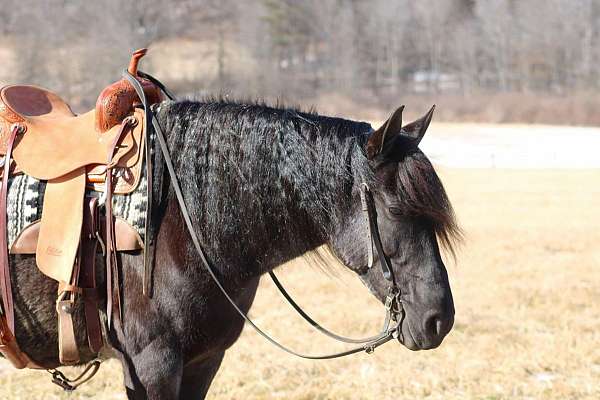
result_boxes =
[266,183,404,352]
[124,71,405,359]
[126,72,405,358]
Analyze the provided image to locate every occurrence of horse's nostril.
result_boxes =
[435,318,443,336]
[424,313,444,338]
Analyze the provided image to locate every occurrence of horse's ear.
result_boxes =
[400,105,435,147]
[365,105,404,160]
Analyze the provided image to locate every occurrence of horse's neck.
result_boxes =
[207,156,350,276]
[165,108,359,279]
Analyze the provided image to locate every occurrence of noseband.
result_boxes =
[125,72,405,359]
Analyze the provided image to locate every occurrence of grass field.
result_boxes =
[1,167,599,399]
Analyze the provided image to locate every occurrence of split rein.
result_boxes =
[124,71,405,359]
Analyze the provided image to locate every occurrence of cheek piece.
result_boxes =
[359,183,404,317]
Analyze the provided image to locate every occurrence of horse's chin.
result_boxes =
[397,320,421,351]
[397,318,447,351]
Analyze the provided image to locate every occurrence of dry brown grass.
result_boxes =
[1,167,599,399]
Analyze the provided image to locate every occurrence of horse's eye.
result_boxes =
[388,206,403,216]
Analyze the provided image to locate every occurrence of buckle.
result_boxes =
[48,359,102,392]
[10,123,26,135]
[55,291,77,315]
[385,288,403,320]
[384,294,394,311]
[50,370,76,392]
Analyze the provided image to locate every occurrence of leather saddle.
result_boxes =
[0,49,162,368]
[0,48,159,190]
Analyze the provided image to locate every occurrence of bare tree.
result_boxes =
[0,0,598,118]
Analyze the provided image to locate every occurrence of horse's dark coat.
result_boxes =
[7,99,459,399]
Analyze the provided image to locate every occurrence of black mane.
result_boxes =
[152,99,459,275]
[153,99,371,274]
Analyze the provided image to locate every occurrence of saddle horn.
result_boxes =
[95,48,162,132]
[127,48,147,76]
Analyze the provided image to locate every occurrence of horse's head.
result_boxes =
[329,106,459,351]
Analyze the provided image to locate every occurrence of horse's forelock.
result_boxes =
[395,151,462,259]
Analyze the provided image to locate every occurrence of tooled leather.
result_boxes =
[0,120,10,153]
[95,77,161,133]
[0,99,25,124]
[0,99,24,153]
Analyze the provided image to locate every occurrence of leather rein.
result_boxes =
[125,71,405,359]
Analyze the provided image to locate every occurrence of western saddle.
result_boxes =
[0,49,162,378]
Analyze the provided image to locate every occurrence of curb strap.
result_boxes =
[123,70,403,359]
[49,359,101,392]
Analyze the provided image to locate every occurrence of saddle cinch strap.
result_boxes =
[56,196,104,365]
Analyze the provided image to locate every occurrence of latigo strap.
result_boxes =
[0,124,20,334]
[0,124,40,369]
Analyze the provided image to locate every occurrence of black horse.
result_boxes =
[9,99,460,399]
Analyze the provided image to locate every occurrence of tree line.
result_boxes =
[1,0,598,122]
